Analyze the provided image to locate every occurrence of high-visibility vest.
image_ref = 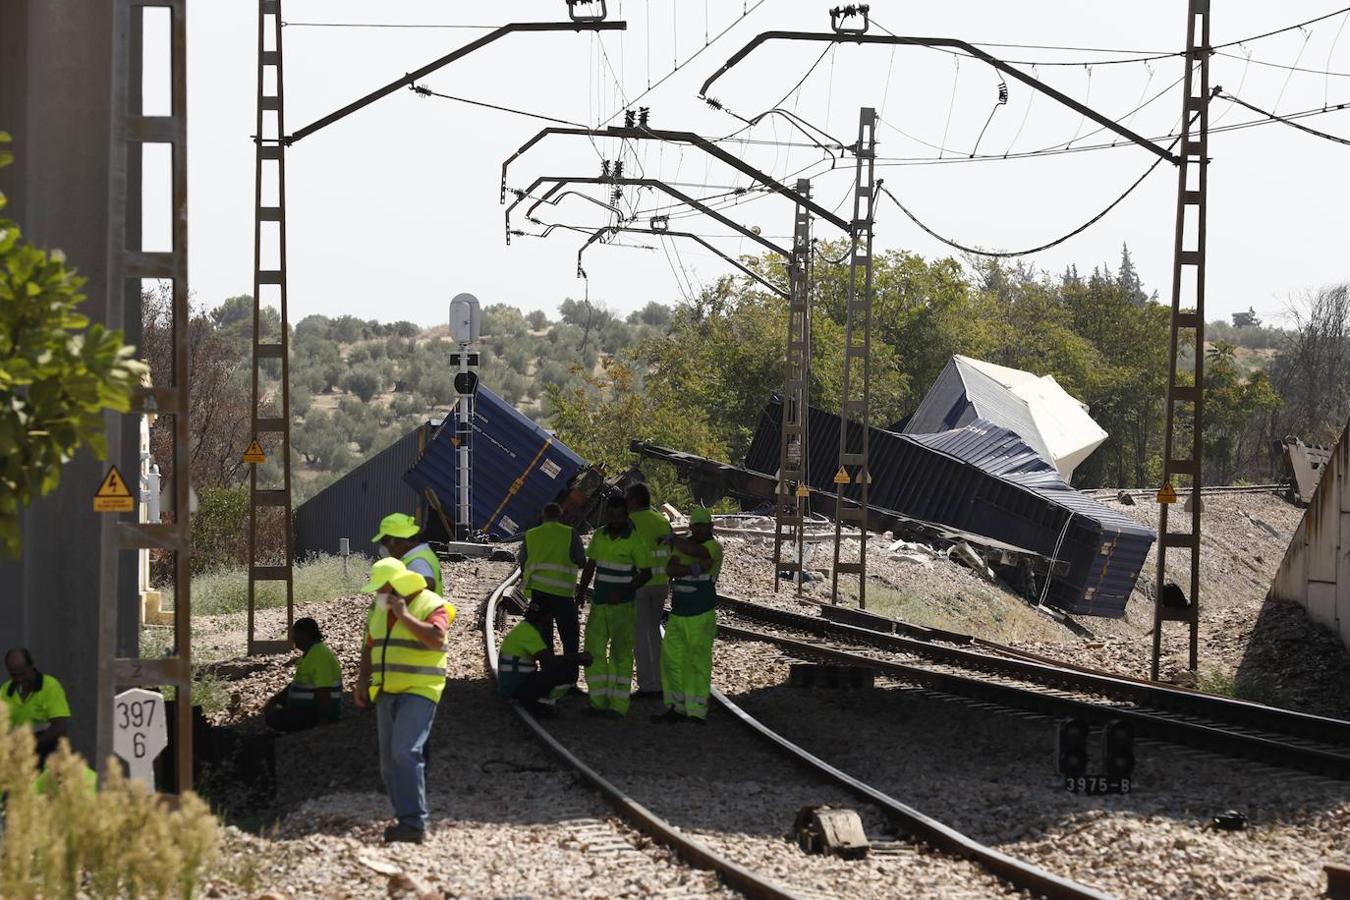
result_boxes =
[402,544,443,598]
[588,525,645,604]
[671,538,723,617]
[523,522,578,597]
[629,508,673,587]
[288,641,343,720]
[367,590,449,704]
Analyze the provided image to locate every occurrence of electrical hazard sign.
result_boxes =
[93,465,135,513]
[833,468,850,485]
[795,484,810,498]
[1156,481,1178,504]
[242,440,266,464]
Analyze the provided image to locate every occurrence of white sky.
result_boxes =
[170,1,1350,328]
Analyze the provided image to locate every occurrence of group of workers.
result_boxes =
[1,488,721,847]
[503,483,723,725]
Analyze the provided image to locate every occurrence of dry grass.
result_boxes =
[0,706,220,898]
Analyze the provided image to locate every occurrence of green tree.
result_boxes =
[0,134,148,555]
[342,367,382,402]
[1205,341,1280,483]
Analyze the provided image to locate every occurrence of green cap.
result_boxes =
[372,512,420,543]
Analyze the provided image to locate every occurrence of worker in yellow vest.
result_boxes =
[3,648,71,769]
[517,502,586,670]
[263,618,342,732]
[354,558,454,844]
[652,507,722,725]
[575,494,652,717]
[626,483,672,700]
[497,597,593,718]
[372,512,443,599]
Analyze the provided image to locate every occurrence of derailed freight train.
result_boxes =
[745,397,1156,617]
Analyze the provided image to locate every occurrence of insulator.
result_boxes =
[624,109,636,128]
[601,159,611,177]
[997,81,1009,104]
[613,160,624,179]
[638,107,650,127]
[703,96,724,111]
[611,187,622,203]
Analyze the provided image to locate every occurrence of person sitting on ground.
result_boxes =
[497,597,593,718]
[264,618,342,732]
[2,648,70,768]
[652,507,723,725]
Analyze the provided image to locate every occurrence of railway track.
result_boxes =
[720,594,1350,781]
[484,569,1111,899]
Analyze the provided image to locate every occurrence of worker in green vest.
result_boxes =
[373,512,443,599]
[496,597,593,718]
[517,502,586,669]
[652,507,723,725]
[354,558,454,844]
[626,482,673,700]
[3,648,71,768]
[264,617,342,732]
[575,494,652,717]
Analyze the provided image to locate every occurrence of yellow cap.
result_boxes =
[689,507,713,525]
[372,512,420,543]
[363,557,408,593]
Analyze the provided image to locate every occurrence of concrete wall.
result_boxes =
[1270,417,1350,649]
[0,1,142,761]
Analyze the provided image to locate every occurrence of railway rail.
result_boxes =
[484,569,1111,899]
[719,594,1350,780]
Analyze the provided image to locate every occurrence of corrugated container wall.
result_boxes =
[745,397,1154,616]
[404,386,587,541]
[1270,416,1350,649]
[294,423,432,558]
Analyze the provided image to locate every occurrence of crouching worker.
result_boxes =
[264,618,342,732]
[354,558,454,845]
[497,598,593,718]
[653,507,723,725]
[3,648,71,768]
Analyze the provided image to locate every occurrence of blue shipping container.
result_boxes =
[403,386,587,541]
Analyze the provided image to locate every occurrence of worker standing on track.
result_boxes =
[373,512,443,598]
[497,598,594,718]
[626,483,672,701]
[575,494,652,717]
[517,502,587,668]
[354,558,455,844]
[652,508,722,725]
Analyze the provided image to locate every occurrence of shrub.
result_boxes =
[0,707,220,899]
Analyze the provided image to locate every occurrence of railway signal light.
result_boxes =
[1056,718,1090,778]
[1102,719,1135,780]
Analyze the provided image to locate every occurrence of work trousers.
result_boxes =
[376,693,438,831]
[584,602,636,714]
[264,704,319,733]
[662,610,717,719]
[512,659,576,704]
[633,583,669,693]
[533,589,581,658]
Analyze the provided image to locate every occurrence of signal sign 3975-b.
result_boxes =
[1065,776,1132,795]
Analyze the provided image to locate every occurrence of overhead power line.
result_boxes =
[875,132,1181,259]
[411,84,591,127]
[1217,90,1350,144]
[282,21,502,30]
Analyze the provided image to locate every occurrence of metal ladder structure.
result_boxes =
[772,178,814,595]
[831,108,878,608]
[1151,0,1211,680]
[98,0,195,789]
[247,0,295,655]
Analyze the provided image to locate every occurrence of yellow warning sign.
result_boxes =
[242,440,266,465]
[833,468,850,485]
[93,465,135,513]
[1156,481,1178,504]
[795,484,810,498]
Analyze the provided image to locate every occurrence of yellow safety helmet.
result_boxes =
[372,512,420,543]
[361,558,427,596]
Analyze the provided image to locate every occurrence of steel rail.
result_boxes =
[711,688,1112,899]
[482,570,804,900]
[716,607,1350,779]
[720,595,1350,751]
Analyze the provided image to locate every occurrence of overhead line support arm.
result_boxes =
[287,21,626,144]
[575,224,790,296]
[698,31,1180,165]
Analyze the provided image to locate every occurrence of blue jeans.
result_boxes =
[376,693,438,830]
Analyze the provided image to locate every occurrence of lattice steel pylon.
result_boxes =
[98,0,194,789]
[247,0,295,655]
[1151,0,1211,681]
[831,108,878,608]
[772,178,814,595]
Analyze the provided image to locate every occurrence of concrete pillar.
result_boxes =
[0,1,141,762]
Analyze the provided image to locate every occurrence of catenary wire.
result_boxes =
[1217,89,1350,144]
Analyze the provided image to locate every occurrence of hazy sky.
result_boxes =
[174,1,1350,329]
